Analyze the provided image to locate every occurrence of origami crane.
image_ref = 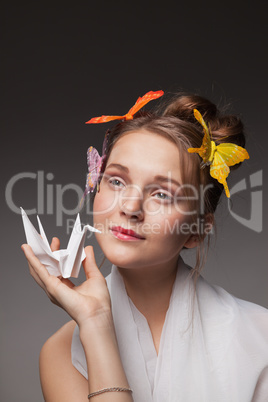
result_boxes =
[21,208,101,278]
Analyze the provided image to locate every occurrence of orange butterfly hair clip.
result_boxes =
[82,90,164,197]
[188,109,249,198]
[86,90,164,124]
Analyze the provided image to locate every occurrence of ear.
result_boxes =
[184,234,199,249]
[184,213,214,249]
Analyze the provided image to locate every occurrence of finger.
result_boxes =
[43,281,70,307]
[28,263,44,285]
[22,244,76,289]
[27,261,46,289]
[26,259,60,306]
[29,265,60,306]
[23,249,72,308]
[21,244,47,288]
[21,245,81,318]
[83,246,102,280]
[50,237,60,251]
[61,277,75,289]
[21,244,51,284]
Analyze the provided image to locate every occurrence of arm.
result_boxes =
[252,367,268,402]
[22,240,133,402]
[40,321,89,401]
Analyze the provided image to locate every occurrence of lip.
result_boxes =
[110,226,146,241]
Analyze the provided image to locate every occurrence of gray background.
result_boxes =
[2,1,267,401]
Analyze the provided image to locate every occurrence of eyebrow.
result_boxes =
[105,163,181,187]
[153,175,181,188]
[106,163,129,173]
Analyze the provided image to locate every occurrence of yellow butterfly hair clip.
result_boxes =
[188,109,249,197]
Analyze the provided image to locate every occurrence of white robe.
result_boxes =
[71,258,268,401]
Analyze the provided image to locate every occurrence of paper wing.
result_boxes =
[21,208,61,275]
[21,208,101,278]
[63,214,86,278]
[37,215,51,250]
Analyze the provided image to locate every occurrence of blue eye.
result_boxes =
[109,178,125,188]
[154,192,172,201]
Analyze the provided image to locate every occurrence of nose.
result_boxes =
[119,185,144,221]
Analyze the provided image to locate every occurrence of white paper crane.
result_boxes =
[21,208,101,278]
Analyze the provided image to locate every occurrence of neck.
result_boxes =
[117,256,180,321]
[117,257,180,354]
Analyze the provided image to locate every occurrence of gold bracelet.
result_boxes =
[88,387,133,399]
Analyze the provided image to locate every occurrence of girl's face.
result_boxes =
[93,130,197,271]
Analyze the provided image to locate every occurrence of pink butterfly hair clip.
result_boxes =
[84,130,109,197]
[82,90,164,201]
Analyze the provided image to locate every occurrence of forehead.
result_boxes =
[107,129,183,180]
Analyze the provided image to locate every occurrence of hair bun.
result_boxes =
[163,94,245,148]
[163,94,217,123]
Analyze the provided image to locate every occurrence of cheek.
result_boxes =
[93,187,115,216]
[152,211,194,245]
[93,192,106,215]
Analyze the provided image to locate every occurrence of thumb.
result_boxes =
[50,237,60,251]
[82,246,102,280]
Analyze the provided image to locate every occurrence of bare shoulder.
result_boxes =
[40,320,88,402]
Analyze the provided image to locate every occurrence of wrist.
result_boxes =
[79,314,119,368]
[78,308,114,339]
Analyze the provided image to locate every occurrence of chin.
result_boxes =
[97,237,144,269]
[102,247,145,269]
[105,253,139,269]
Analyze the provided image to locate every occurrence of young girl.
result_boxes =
[22,91,268,401]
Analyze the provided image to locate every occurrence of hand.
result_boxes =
[21,238,112,329]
